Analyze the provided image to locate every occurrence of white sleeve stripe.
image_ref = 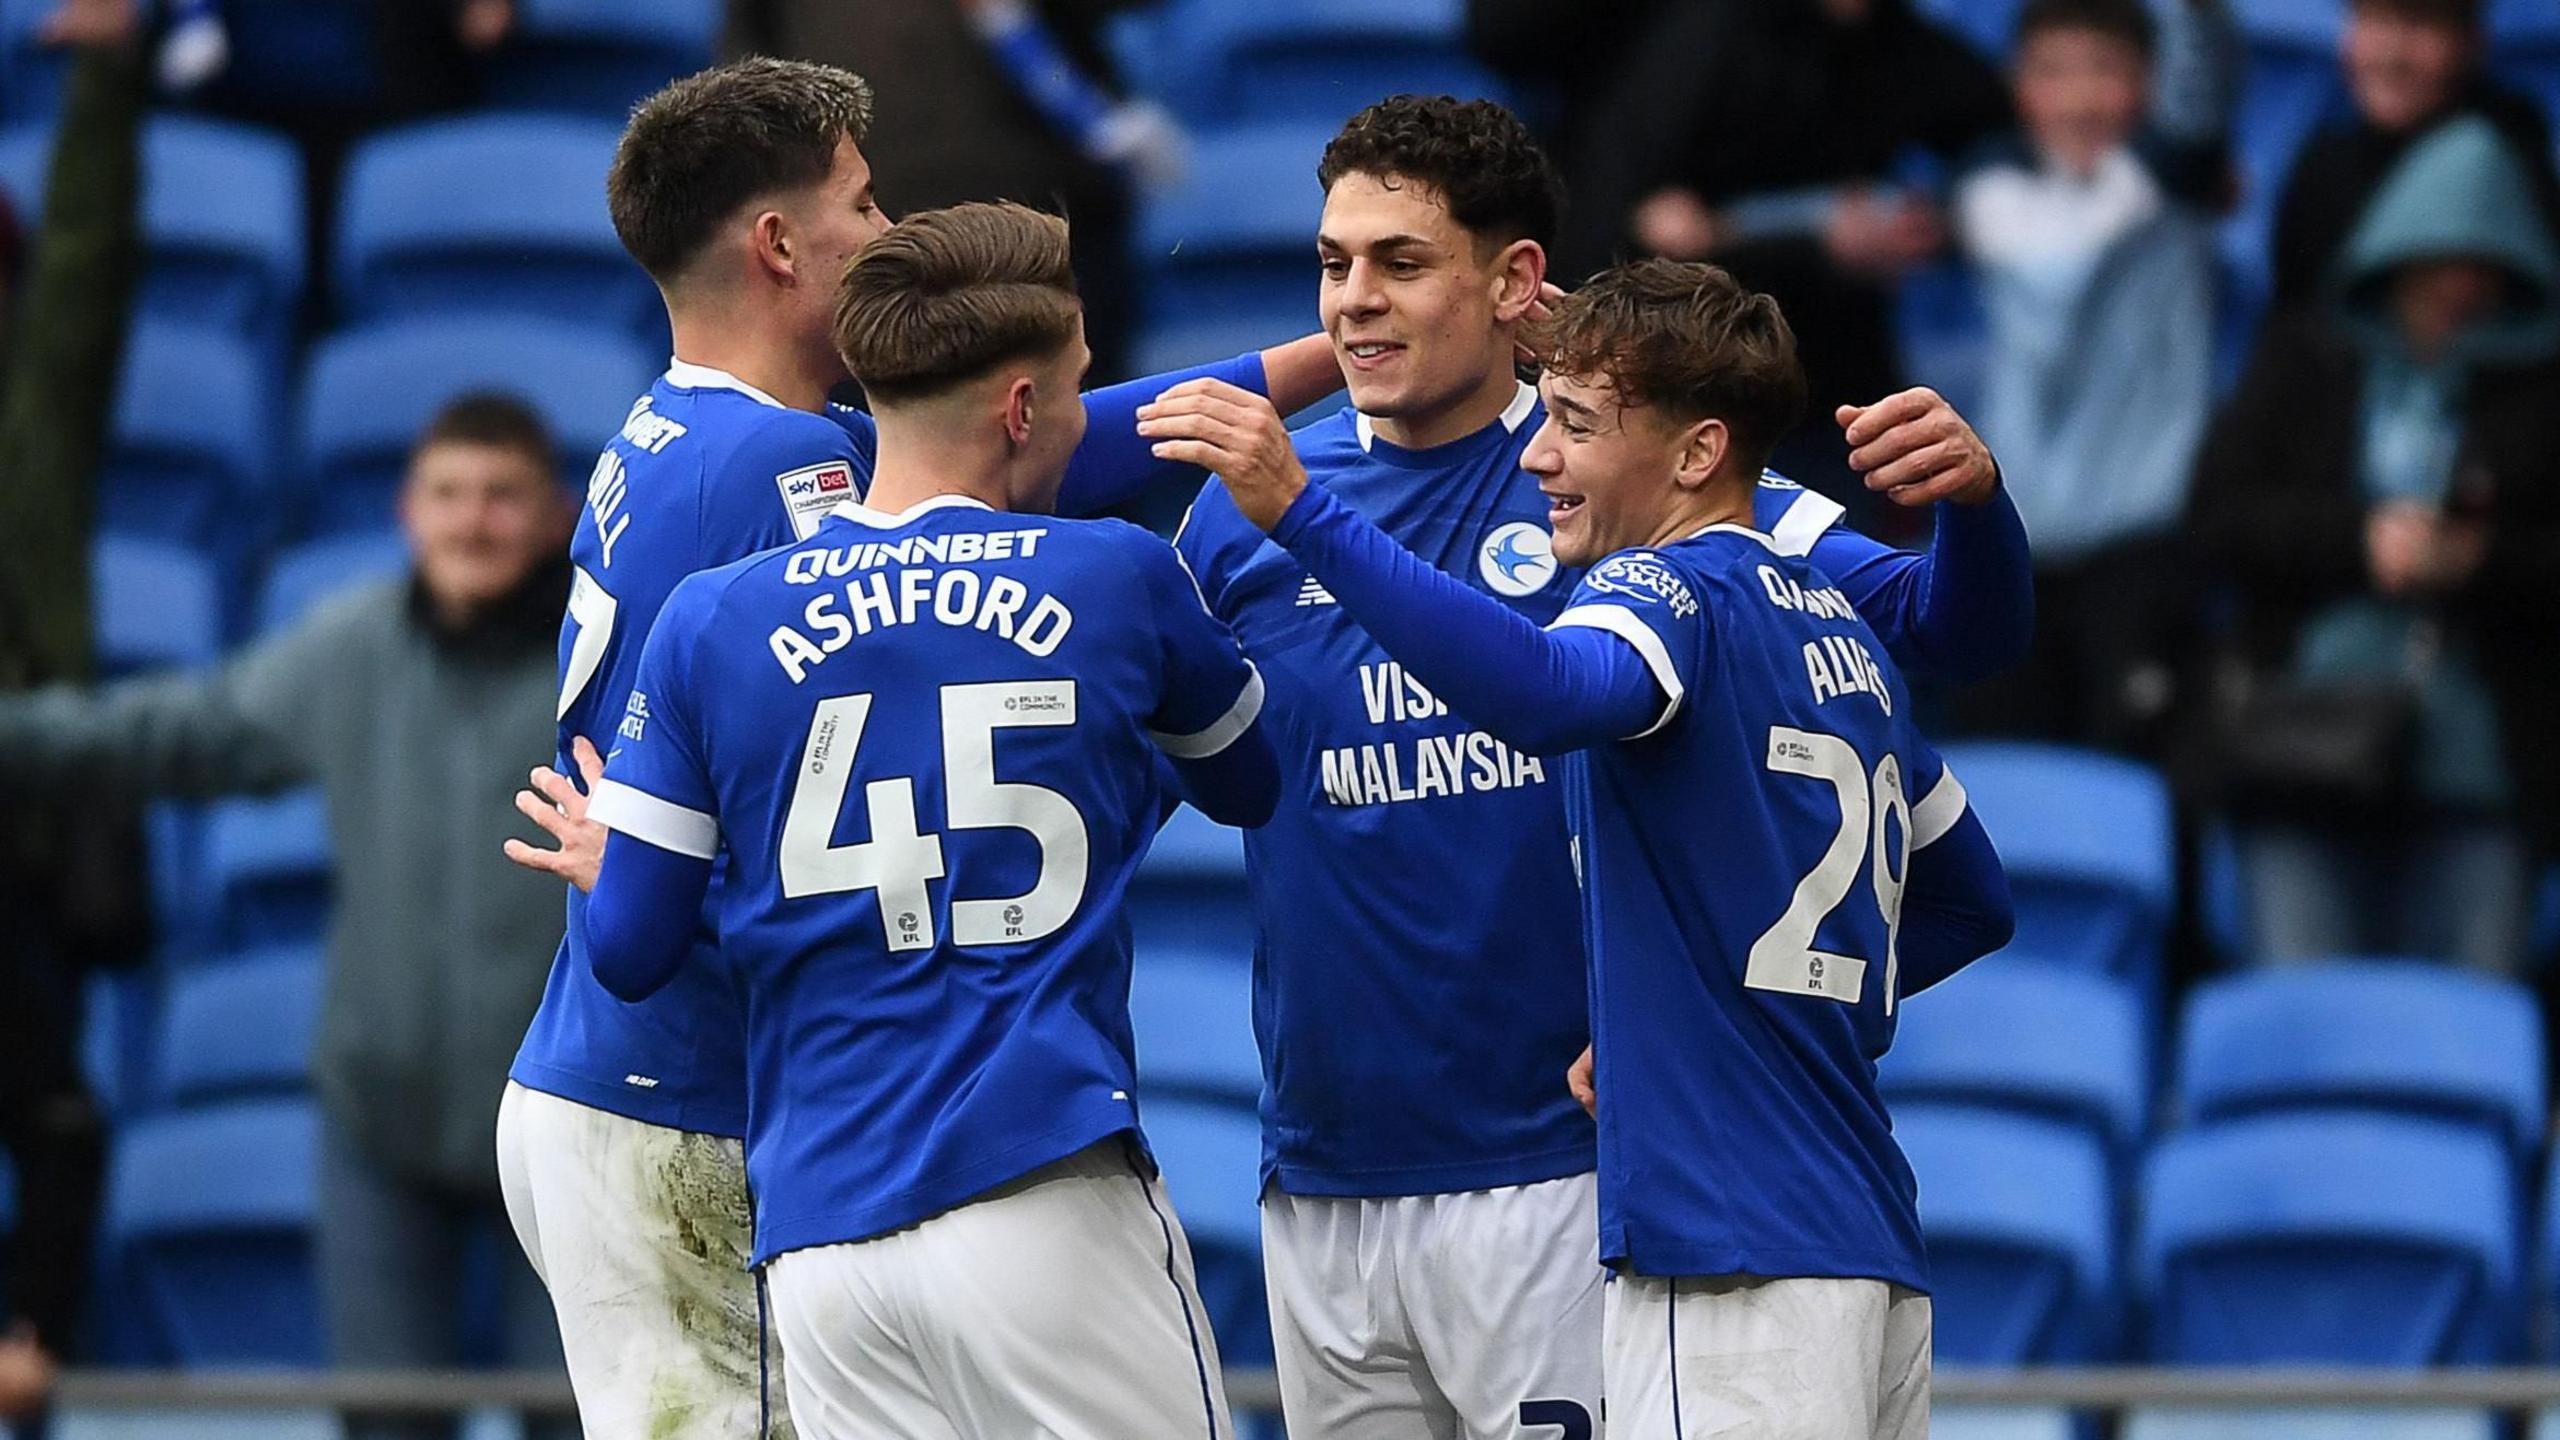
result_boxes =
[1551,603,1684,739]
[589,779,721,860]
[1152,665,1265,759]
[1770,488,1845,557]
[1911,768,1969,849]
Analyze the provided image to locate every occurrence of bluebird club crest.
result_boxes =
[1478,522,1556,598]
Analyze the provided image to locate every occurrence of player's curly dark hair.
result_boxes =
[1318,95,1564,253]
[608,57,874,284]
[834,202,1083,404]
[1528,260,1806,473]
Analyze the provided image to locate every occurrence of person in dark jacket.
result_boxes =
[2268,0,2560,314]
[0,395,579,1440]
[2191,116,2560,973]
[1558,0,2010,485]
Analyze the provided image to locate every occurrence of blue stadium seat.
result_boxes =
[158,948,320,1107]
[2127,1410,2495,1440]
[1134,803,1255,958]
[1146,0,1503,125]
[256,531,410,637]
[487,0,719,117]
[2222,52,2346,305]
[0,0,60,122]
[2141,1115,2520,1364]
[2234,0,2344,51]
[2176,964,2545,1165]
[1130,947,1261,1107]
[1143,1096,1271,1366]
[202,790,331,949]
[81,969,158,1118]
[1899,1105,2118,1363]
[100,320,273,600]
[1938,743,2175,978]
[54,1412,340,1440]
[106,1098,322,1365]
[335,115,654,337]
[195,0,378,113]
[145,802,212,960]
[1880,958,2148,1156]
[1137,122,1329,337]
[296,316,656,535]
[91,536,221,675]
[0,117,306,352]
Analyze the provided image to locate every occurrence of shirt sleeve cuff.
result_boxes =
[1911,768,1970,849]
[1152,665,1266,759]
[1551,603,1685,738]
[589,778,720,861]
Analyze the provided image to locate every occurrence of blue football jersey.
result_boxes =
[1549,532,1970,1290]
[589,497,1266,1263]
[1175,382,1864,1195]
[511,361,872,1136]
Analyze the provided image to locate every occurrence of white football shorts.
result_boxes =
[496,1080,788,1440]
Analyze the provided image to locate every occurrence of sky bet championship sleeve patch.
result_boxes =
[775,460,858,540]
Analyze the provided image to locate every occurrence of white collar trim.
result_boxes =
[1688,521,1779,552]
[1353,380,1540,453]
[665,359,788,409]
[825,494,994,529]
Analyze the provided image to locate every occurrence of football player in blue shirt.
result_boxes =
[495,59,1340,1439]
[1134,95,2028,1438]
[582,201,1275,1440]
[1156,258,2014,1439]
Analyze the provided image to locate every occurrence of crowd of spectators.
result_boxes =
[0,0,2557,1422]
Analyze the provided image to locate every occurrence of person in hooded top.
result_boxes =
[2190,114,2560,974]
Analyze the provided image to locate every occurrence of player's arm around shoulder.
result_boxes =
[1126,528,1279,829]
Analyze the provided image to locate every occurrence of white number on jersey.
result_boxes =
[556,565,619,721]
[779,681,1091,953]
[1745,726,1913,1011]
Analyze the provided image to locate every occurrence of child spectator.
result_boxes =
[1946,0,2235,754]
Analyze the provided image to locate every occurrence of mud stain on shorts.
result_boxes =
[643,1129,793,1437]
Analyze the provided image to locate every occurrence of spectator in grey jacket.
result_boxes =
[0,394,576,1440]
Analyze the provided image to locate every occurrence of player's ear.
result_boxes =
[1673,417,1728,493]
[1002,375,1038,448]
[1490,238,1546,325]
[751,208,796,284]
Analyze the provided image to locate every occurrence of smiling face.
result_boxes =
[1520,369,1721,568]
[1318,171,1534,448]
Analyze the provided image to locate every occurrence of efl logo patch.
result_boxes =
[1478,521,1557,598]
[775,462,857,539]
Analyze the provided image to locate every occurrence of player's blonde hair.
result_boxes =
[833,202,1082,405]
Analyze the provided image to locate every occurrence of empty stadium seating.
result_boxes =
[156,948,320,1107]
[1882,957,2150,1158]
[335,115,654,338]
[1938,743,2177,980]
[295,315,655,535]
[1135,123,1331,376]
[485,0,720,118]
[2141,1114,2521,1364]
[2176,964,2546,1166]
[1132,0,1504,126]
[201,790,332,949]
[1901,1105,2118,1364]
[106,1098,324,1365]
[1130,947,1262,1107]
[91,535,222,675]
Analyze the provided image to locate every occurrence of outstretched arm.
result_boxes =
[1138,379,1666,753]
[1056,336,1342,517]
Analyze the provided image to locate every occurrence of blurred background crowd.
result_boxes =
[1,0,2558,1434]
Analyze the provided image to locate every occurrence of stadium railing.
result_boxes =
[46,1368,2560,1426]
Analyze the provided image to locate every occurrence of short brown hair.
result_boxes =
[608,57,875,284]
[833,202,1083,405]
[1528,260,1806,471]
[413,391,556,471]
[2351,0,2481,28]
